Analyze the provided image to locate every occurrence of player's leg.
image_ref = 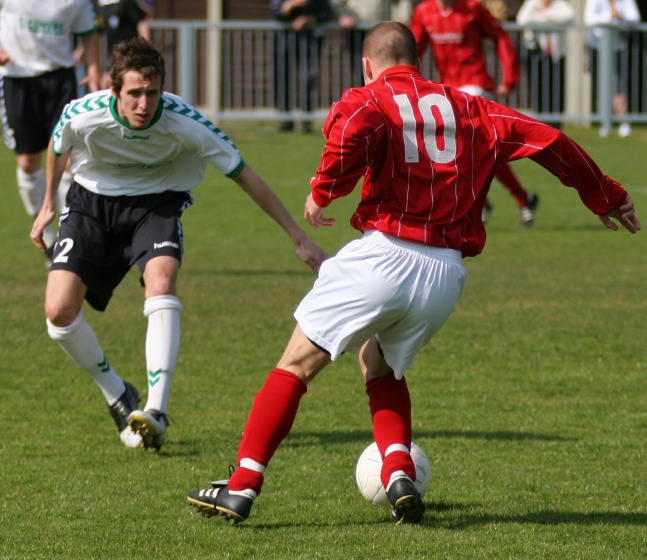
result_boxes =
[126,192,192,450]
[188,232,421,522]
[3,72,72,261]
[128,255,181,450]
[188,325,330,522]
[233,325,330,484]
[495,163,540,228]
[362,242,466,523]
[359,338,422,524]
[16,153,57,256]
[495,162,528,208]
[44,269,142,447]
[360,338,415,485]
[47,185,144,446]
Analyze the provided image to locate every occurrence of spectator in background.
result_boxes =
[410,0,540,229]
[96,0,154,88]
[516,0,575,129]
[480,0,509,20]
[333,1,414,85]
[271,0,352,132]
[633,0,647,115]
[0,0,100,265]
[585,0,640,137]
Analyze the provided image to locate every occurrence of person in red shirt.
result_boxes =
[410,0,539,228]
[187,21,640,526]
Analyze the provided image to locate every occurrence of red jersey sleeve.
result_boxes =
[310,90,387,208]
[482,100,626,214]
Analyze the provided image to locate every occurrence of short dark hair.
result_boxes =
[363,22,418,68]
[110,37,166,93]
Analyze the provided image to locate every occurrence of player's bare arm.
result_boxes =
[30,142,70,250]
[598,194,641,233]
[0,48,9,65]
[80,32,101,92]
[232,165,328,272]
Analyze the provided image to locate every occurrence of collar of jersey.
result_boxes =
[378,64,423,80]
[109,95,164,130]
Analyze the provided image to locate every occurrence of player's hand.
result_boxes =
[30,206,56,251]
[305,194,335,228]
[338,15,357,29]
[496,83,510,96]
[281,0,307,14]
[81,73,101,93]
[294,235,329,273]
[599,194,641,233]
[291,15,313,31]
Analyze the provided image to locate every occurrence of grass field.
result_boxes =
[1,122,645,559]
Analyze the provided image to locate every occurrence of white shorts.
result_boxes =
[459,85,488,98]
[294,231,467,378]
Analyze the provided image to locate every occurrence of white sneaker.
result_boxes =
[618,123,631,138]
[128,409,169,451]
[599,126,611,138]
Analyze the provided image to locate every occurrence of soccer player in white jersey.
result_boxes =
[0,0,100,264]
[187,22,640,525]
[30,37,327,451]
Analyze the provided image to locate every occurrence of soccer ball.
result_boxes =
[355,441,431,506]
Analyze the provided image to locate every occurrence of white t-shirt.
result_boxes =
[52,90,245,196]
[0,0,97,77]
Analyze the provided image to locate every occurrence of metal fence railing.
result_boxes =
[147,20,647,131]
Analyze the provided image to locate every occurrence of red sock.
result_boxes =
[230,368,307,494]
[366,373,415,487]
[495,163,528,208]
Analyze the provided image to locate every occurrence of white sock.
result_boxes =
[143,295,182,413]
[47,310,126,404]
[18,167,55,248]
[17,166,45,216]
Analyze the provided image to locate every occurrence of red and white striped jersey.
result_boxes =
[310,66,626,257]
[409,0,519,91]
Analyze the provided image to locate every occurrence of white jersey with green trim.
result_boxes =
[0,0,98,77]
[52,90,245,196]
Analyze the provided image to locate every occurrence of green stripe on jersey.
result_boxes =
[52,92,113,143]
[161,96,237,150]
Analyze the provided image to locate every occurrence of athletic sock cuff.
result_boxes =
[46,310,84,341]
[17,166,45,183]
[365,371,397,394]
[143,295,182,317]
[270,368,308,395]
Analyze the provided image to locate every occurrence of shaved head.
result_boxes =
[362,22,418,68]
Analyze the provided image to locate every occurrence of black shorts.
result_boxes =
[50,183,194,311]
[0,67,78,154]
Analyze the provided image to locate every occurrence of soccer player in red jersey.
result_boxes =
[188,22,640,525]
[410,0,539,227]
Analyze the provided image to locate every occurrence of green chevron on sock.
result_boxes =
[148,368,162,387]
[98,355,110,373]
